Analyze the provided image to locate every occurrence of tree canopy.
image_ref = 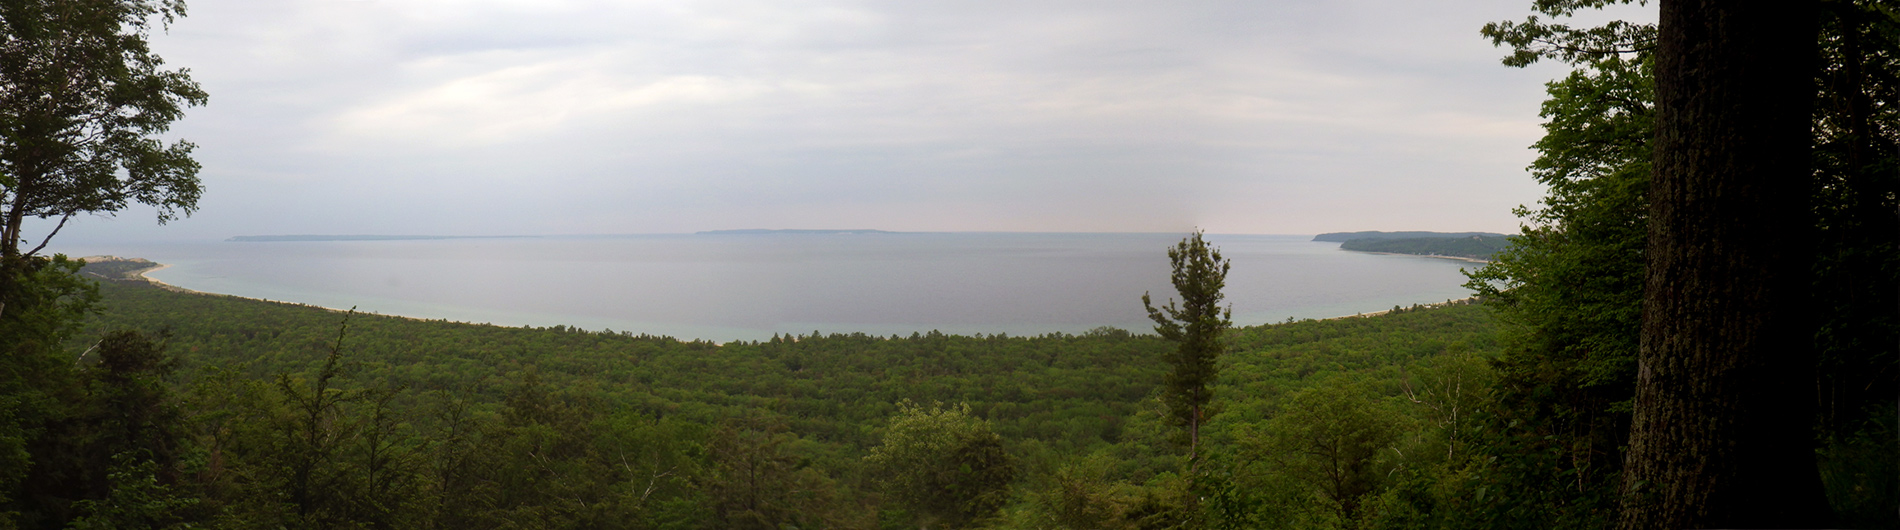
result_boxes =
[1471,0,1898,527]
[0,0,205,262]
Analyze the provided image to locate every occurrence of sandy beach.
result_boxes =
[78,256,185,291]
[77,256,376,318]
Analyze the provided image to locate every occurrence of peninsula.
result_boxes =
[1316,231,1512,261]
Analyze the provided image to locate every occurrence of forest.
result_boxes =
[0,0,1896,528]
[1337,236,1511,260]
[13,266,1507,530]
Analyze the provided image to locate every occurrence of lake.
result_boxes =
[50,232,1481,342]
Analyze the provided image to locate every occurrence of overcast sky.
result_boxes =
[47,0,1655,243]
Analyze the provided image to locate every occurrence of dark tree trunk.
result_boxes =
[1620,1,1832,529]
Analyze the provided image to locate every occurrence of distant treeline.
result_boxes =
[1311,231,1514,260]
[1310,231,1506,242]
[1340,235,1513,260]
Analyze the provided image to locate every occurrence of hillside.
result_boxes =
[1338,234,1513,260]
[59,262,1502,529]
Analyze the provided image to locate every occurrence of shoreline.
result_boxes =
[77,256,1477,339]
[1321,296,1479,321]
[137,263,180,289]
[78,256,434,324]
[78,255,197,295]
[1345,250,1491,265]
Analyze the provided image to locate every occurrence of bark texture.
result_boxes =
[1619,1,1831,529]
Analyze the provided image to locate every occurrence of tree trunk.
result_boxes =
[1189,404,1199,468]
[1620,1,1831,528]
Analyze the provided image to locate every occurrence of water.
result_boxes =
[49,233,1480,342]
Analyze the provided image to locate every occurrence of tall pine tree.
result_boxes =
[1142,231,1232,467]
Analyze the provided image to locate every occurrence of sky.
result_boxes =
[46,0,1656,244]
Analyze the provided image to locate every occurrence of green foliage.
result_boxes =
[81,278,1170,454]
[1818,404,1900,528]
[0,0,206,260]
[1478,0,1655,67]
[66,452,199,530]
[704,417,853,530]
[1017,454,1141,530]
[170,322,720,529]
[17,328,200,530]
[1339,236,1512,260]
[0,256,104,528]
[45,261,1510,530]
[1809,0,1900,457]
[1142,231,1232,463]
[0,256,99,354]
[72,258,161,282]
[1242,381,1403,523]
[71,277,1181,528]
[1160,303,1496,530]
[1472,0,1900,526]
[1459,40,1652,530]
[867,401,1015,530]
[1470,4,1660,527]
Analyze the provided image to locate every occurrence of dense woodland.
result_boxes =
[0,267,1509,530]
[1337,236,1511,260]
[0,258,1874,529]
[1463,0,1900,527]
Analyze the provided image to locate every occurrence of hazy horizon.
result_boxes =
[62,233,1480,342]
[22,0,1656,248]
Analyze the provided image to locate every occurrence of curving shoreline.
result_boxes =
[1344,250,1492,265]
[78,256,375,318]
[76,255,1477,336]
[79,256,188,292]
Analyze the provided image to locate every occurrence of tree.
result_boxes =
[0,0,206,313]
[66,452,199,530]
[867,401,1015,530]
[1619,1,1831,528]
[1807,4,1900,526]
[1142,230,1232,466]
[1477,0,1900,526]
[1467,5,1655,525]
[0,256,96,524]
[20,329,199,528]
[1024,455,1139,530]
[1248,382,1401,525]
[704,418,848,530]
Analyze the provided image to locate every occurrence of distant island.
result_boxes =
[228,235,536,242]
[1311,231,1506,242]
[1314,231,1513,261]
[695,229,895,235]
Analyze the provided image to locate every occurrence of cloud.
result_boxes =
[50,0,1636,242]
[330,54,798,145]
